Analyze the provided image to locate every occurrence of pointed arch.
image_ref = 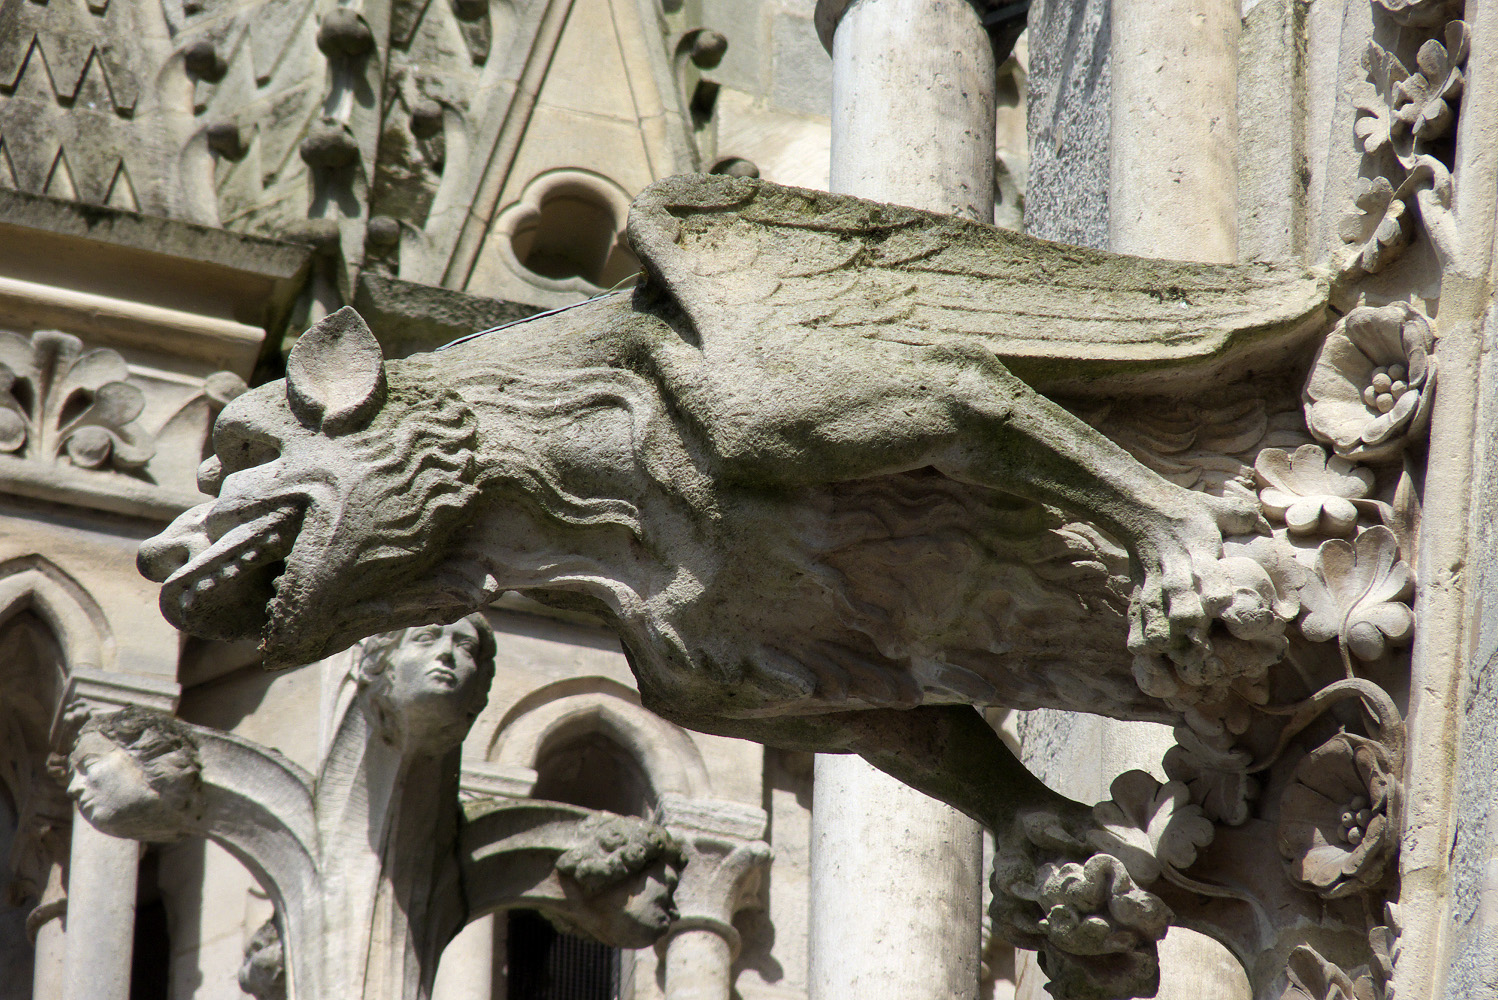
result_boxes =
[0,555,112,676]
[487,676,710,801]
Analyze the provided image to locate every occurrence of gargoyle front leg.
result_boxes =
[927,346,1276,685]
[676,705,1172,1000]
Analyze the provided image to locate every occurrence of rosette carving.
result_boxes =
[1304,305,1434,464]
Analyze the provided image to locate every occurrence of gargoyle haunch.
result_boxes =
[140,174,1327,830]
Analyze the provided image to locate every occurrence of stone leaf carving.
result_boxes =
[1087,770,1215,886]
[1281,945,1377,1000]
[1342,28,1466,277]
[1338,177,1416,276]
[0,330,154,471]
[1298,526,1415,662]
[1393,20,1468,145]
[1254,445,1378,538]
[1304,304,1435,463]
[1162,726,1258,826]
[1353,45,1410,160]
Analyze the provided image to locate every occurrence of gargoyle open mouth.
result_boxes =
[150,504,304,641]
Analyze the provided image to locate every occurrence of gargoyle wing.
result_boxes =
[628,175,1329,394]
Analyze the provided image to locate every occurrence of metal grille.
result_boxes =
[507,910,621,1000]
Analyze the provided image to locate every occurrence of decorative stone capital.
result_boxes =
[458,759,538,801]
[658,794,772,956]
[813,0,1030,57]
[51,667,179,748]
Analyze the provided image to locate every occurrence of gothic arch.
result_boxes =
[0,556,111,676]
[487,677,711,802]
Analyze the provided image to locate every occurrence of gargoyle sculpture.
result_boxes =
[140,174,1331,996]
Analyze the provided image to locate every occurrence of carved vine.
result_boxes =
[1343,17,1468,277]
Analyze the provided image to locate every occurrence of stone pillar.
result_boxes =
[1109,0,1239,261]
[431,914,495,1000]
[28,857,67,1000]
[809,4,992,999]
[53,668,179,1000]
[61,813,140,1000]
[658,795,771,1000]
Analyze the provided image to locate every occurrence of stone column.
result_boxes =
[810,4,993,1000]
[658,795,771,1000]
[1002,4,1247,997]
[53,668,180,1000]
[430,914,495,1000]
[1109,0,1240,261]
[61,813,140,1000]
[28,856,67,1000]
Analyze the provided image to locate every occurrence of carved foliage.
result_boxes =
[0,330,152,471]
[1277,732,1399,899]
[1343,18,1468,276]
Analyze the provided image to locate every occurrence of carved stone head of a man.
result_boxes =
[64,706,204,842]
[554,814,684,947]
[353,613,497,753]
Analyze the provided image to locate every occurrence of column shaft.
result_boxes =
[61,813,139,1000]
[1109,0,1240,261]
[430,914,496,1000]
[664,928,732,1000]
[812,4,993,999]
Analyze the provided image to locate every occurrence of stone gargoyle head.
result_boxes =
[139,308,484,667]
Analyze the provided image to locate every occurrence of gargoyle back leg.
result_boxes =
[672,703,1091,835]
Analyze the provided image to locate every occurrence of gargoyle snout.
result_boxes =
[138,505,213,583]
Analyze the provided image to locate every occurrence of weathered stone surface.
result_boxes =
[1024,0,1111,248]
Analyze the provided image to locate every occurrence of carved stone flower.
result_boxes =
[1255,445,1376,538]
[0,330,153,470]
[1304,304,1435,463]
[1299,526,1414,661]
[1394,21,1468,144]
[1277,732,1399,899]
[1338,177,1415,275]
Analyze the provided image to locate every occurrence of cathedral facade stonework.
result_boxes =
[0,2,1492,1000]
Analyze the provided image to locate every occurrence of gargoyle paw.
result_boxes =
[1125,490,1291,705]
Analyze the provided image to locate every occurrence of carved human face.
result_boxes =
[67,731,172,839]
[589,857,680,948]
[385,619,487,727]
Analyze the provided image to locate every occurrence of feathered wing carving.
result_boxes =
[629,174,1329,393]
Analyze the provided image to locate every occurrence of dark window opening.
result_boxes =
[506,910,619,1000]
[530,731,652,818]
[130,852,170,1000]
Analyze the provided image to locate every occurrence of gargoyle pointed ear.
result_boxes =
[285,307,387,435]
